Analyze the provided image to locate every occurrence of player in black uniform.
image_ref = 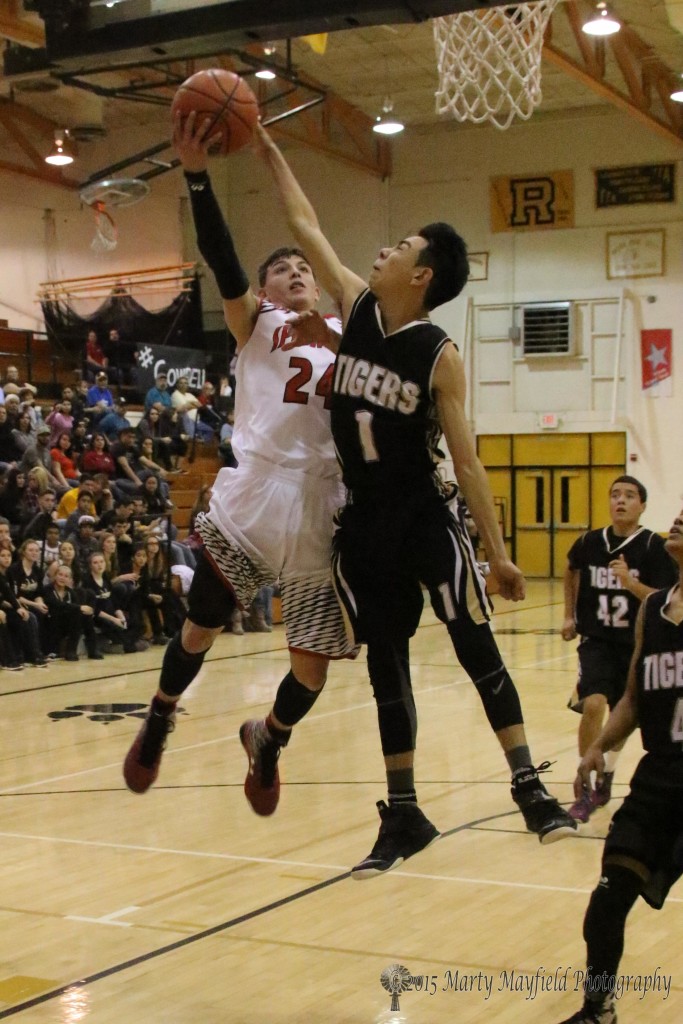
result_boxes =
[555,506,683,1024]
[562,476,676,823]
[257,123,577,877]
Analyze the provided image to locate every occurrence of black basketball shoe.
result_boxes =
[511,762,577,843]
[351,800,440,880]
[556,999,616,1024]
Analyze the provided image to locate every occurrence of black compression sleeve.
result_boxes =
[184,170,250,300]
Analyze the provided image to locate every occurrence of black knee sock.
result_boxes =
[271,670,322,730]
[158,633,208,698]
[582,863,642,1003]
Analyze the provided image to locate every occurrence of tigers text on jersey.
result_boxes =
[568,526,677,647]
[232,300,340,478]
[636,586,683,756]
[330,289,450,498]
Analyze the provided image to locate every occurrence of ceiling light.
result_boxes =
[255,68,277,80]
[45,129,74,167]
[372,98,404,136]
[582,2,621,36]
[671,76,683,102]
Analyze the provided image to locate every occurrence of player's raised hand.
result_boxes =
[173,110,222,173]
[283,310,340,352]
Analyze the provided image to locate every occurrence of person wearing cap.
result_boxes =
[19,424,65,495]
[144,372,173,414]
[85,372,114,424]
[68,515,100,581]
[64,491,100,537]
[98,397,132,443]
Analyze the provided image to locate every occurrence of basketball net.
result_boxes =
[90,200,118,253]
[433,1,560,131]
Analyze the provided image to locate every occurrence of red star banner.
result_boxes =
[641,329,672,396]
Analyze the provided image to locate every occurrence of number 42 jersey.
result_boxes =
[568,526,676,647]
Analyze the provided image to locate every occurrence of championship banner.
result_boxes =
[640,329,673,398]
[490,170,574,232]
[136,342,207,391]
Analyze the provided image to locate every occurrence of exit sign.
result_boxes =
[539,413,560,429]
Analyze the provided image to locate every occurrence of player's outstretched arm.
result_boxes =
[561,562,578,640]
[174,112,258,347]
[254,123,365,324]
[433,344,525,602]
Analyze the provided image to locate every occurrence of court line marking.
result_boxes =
[0,642,576,797]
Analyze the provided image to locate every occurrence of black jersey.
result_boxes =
[330,289,450,499]
[568,526,676,647]
[636,587,683,756]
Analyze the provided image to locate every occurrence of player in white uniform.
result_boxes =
[123,112,357,810]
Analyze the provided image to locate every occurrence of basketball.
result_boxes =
[171,69,259,155]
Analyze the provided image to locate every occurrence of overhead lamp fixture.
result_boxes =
[670,76,683,102]
[582,2,621,36]
[45,129,74,167]
[372,98,404,136]
[255,68,277,80]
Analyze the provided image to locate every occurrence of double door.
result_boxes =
[515,467,589,577]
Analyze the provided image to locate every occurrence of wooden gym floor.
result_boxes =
[0,581,679,1023]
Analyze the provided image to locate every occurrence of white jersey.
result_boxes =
[232,300,340,478]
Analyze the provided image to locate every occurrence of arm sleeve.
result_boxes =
[184,170,250,300]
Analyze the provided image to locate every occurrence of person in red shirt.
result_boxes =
[85,330,108,382]
[50,432,81,490]
[81,433,115,477]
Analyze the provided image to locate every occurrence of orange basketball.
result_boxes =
[171,69,259,155]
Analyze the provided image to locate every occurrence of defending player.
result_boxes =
[562,475,676,823]
[123,112,357,804]
[255,122,576,877]
[555,506,683,1024]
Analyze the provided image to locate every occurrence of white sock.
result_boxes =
[603,750,620,774]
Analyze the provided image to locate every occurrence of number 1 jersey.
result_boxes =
[330,289,450,500]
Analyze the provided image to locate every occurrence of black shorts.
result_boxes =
[332,490,490,644]
[604,753,683,909]
[186,548,236,628]
[574,637,633,710]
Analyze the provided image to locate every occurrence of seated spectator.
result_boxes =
[45,399,74,447]
[3,393,21,426]
[90,473,114,519]
[69,418,90,462]
[43,564,101,661]
[0,467,28,537]
[50,433,81,491]
[170,375,202,436]
[85,372,114,424]
[0,404,21,466]
[135,437,171,500]
[81,433,115,478]
[98,398,131,444]
[0,543,43,667]
[143,534,186,638]
[64,490,99,537]
[103,328,136,386]
[3,364,37,398]
[140,473,169,518]
[68,516,100,581]
[85,329,108,382]
[71,382,90,426]
[197,380,224,437]
[44,538,81,588]
[11,409,35,457]
[19,424,65,494]
[19,388,41,433]
[39,523,62,568]
[20,466,53,532]
[56,478,96,522]
[7,538,49,661]
[144,371,172,414]
[218,407,237,468]
[0,516,16,556]
[137,407,186,471]
[82,550,148,654]
[109,426,144,497]
[22,488,58,543]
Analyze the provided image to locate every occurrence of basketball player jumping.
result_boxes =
[255,122,577,877]
[123,111,358,805]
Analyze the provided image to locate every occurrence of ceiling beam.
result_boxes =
[0,98,77,186]
[0,0,44,48]
[546,0,683,146]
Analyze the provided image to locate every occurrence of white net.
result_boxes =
[90,202,118,253]
[433,1,560,131]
